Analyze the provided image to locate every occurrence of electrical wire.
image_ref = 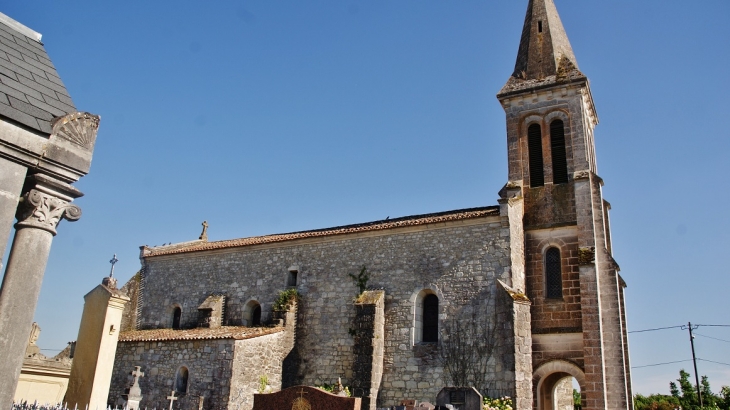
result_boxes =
[696,324,730,328]
[694,333,730,344]
[698,358,730,367]
[628,325,683,334]
[632,359,692,369]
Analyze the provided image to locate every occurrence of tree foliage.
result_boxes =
[635,369,730,410]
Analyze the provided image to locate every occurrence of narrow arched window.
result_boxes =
[528,124,544,187]
[422,294,439,343]
[172,307,181,329]
[252,305,262,326]
[175,366,189,395]
[545,247,563,299]
[550,120,568,184]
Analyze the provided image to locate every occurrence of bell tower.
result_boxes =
[497,1,632,409]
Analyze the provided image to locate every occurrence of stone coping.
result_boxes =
[143,206,500,257]
[118,326,283,342]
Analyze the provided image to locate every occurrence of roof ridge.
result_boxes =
[0,12,42,43]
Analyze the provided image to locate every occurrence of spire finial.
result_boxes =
[109,254,118,278]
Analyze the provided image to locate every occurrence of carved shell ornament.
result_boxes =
[51,112,101,151]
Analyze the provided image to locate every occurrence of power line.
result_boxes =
[698,359,730,368]
[696,324,730,328]
[694,333,730,344]
[628,325,683,334]
[632,359,692,369]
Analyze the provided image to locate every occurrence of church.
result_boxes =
[102,1,633,409]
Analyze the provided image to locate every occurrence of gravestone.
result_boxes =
[435,387,482,410]
[253,385,361,410]
[125,366,144,410]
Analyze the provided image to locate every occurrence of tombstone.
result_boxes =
[435,387,482,410]
[253,385,361,410]
[125,366,144,410]
[167,390,178,410]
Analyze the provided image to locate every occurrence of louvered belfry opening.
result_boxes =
[527,123,545,187]
[550,120,569,184]
[422,294,439,343]
[545,247,563,299]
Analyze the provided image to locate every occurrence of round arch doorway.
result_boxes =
[534,360,585,410]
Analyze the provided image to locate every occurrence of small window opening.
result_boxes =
[287,265,299,287]
[538,21,543,33]
[252,305,262,326]
[172,307,181,330]
[546,247,563,299]
[528,124,545,187]
[550,120,569,184]
[175,366,189,395]
[422,294,439,343]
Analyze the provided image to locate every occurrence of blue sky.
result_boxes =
[2,0,729,397]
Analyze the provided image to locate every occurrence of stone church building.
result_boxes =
[108,1,632,409]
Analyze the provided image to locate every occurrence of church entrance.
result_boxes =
[534,360,585,410]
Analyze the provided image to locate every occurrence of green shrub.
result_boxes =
[273,288,299,311]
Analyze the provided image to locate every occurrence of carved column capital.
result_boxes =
[15,189,81,235]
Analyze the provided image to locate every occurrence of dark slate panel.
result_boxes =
[0,75,43,100]
[8,95,53,120]
[0,102,40,130]
[7,54,47,78]
[0,65,17,80]
[0,40,22,59]
[55,92,74,107]
[0,81,32,102]
[0,37,39,61]
[0,20,76,134]
[0,56,32,79]
[30,72,69,96]
[26,95,66,117]
[40,92,75,113]
[16,74,58,98]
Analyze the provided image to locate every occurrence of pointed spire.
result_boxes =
[512,0,579,80]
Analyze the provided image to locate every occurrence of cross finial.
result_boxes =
[199,221,209,241]
[109,254,119,278]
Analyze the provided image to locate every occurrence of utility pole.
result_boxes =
[686,322,703,408]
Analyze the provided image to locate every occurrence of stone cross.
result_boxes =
[167,390,178,410]
[199,221,209,241]
[131,366,144,383]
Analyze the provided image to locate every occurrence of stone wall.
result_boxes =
[138,215,518,407]
[110,338,236,410]
[119,274,140,332]
[351,290,385,410]
[229,306,297,410]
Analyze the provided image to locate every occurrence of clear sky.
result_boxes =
[2,0,729,397]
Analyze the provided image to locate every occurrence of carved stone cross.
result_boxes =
[167,390,178,410]
[131,366,144,384]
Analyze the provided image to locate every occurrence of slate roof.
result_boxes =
[143,206,501,258]
[118,326,283,342]
[0,13,76,135]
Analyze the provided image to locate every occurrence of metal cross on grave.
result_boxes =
[167,390,178,410]
[109,254,119,278]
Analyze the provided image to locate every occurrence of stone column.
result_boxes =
[0,175,82,409]
[0,158,27,271]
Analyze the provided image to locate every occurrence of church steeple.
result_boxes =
[512,0,579,80]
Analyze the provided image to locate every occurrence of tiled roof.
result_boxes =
[144,206,500,257]
[0,13,76,135]
[118,326,283,342]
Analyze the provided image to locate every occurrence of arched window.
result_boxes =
[550,120,568,184]
[172,307,181,330]
[244,300,262,326]
[175,366,189,395]
[422,294,439,343]
[545,247,563,299]
[528,123,544,187]
[252,305,262,326]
